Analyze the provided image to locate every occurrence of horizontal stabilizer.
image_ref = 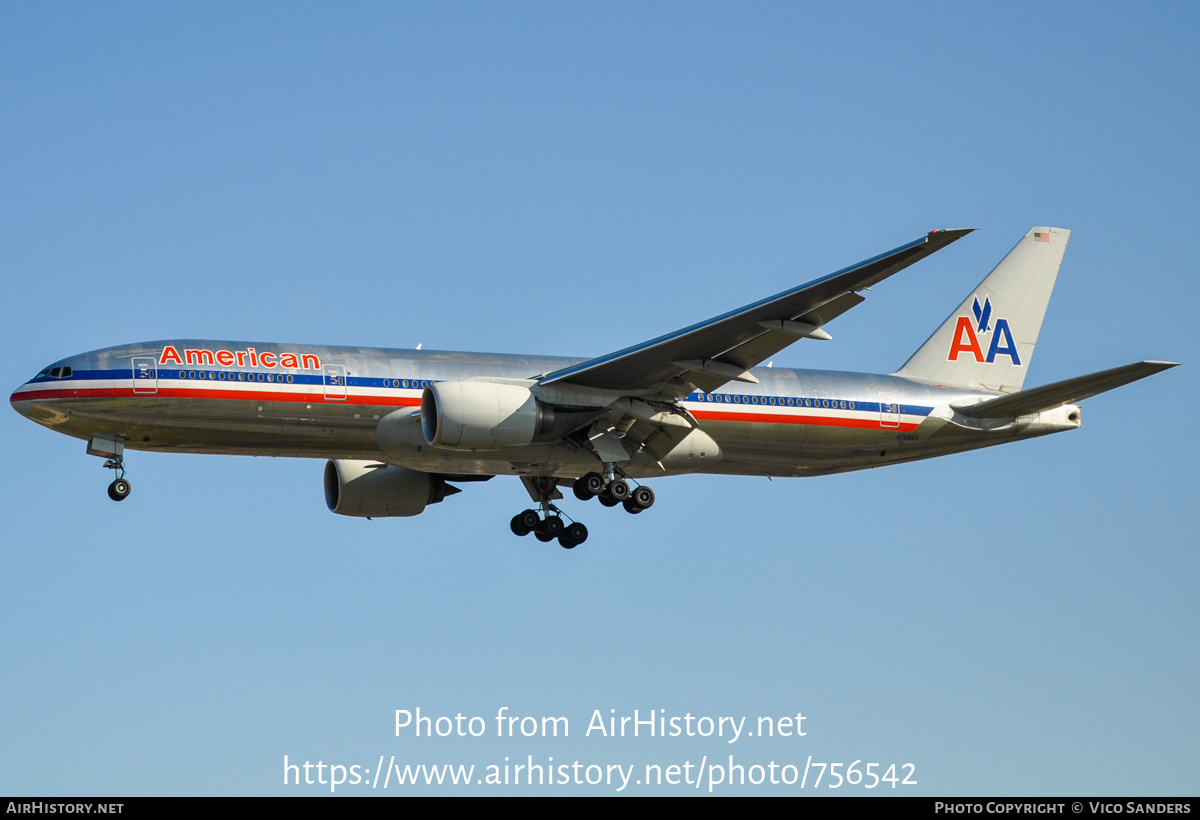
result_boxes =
[953,361,1179,419]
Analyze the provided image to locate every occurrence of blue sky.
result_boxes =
[2,3,1196,795]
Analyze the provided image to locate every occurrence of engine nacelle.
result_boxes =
[421,380,554,450]
[323,459,457,518]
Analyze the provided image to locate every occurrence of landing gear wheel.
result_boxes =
[632,486,654,509]
[559,522,588,549]
[558,524,588,550]
[598,491,620,508]
[584,472,606,496]
[608,478,631,501]
[572,477,592,501]
[622,497,644,514]
[535,516,564,540]
[511,509,539,536]
[107,479,131,502]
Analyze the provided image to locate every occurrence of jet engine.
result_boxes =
[323,459,458,518]
[421,380,557,450]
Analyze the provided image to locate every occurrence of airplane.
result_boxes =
[10,227,1177,549]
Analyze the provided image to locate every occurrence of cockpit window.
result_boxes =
[34,366,71,379]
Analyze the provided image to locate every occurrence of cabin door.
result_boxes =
[132,357,158,394]
[878,389,900,429]
[323,363,348,401]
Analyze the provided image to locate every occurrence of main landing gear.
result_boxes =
[509,470,654,550]
[510,508,589,549]
[572,471,655,515]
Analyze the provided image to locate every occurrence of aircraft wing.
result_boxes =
[540,229,973,396]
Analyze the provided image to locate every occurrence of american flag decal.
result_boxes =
[1034,231,1050,242]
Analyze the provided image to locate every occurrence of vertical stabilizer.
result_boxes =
[893,227,1069,393]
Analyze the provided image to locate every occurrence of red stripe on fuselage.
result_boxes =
[12,385,422,407]
[691,408,920,432]
[15,386,921,432]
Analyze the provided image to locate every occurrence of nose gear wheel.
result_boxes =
[102,456,131,502]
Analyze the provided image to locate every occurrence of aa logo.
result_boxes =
[947,297,1021,365]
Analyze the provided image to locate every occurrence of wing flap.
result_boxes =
[953,361,1179,419]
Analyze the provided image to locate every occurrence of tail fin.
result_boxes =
[893,227,1070,394]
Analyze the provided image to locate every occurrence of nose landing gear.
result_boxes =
[107,472,131,501]
[88,435,132,502]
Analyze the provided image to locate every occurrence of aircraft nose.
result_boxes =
[10,389,33,419]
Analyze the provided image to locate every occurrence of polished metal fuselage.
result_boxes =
[10,340,1081,481]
